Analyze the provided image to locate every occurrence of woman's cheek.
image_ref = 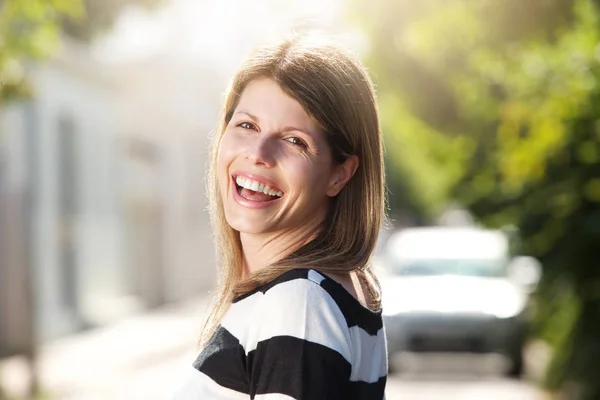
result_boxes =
[216,146,232,199]
[218,134,239,164]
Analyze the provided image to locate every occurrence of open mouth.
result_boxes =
[233,175,283,202]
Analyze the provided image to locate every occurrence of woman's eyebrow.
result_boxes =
[232,110,259,122]
[281,125,320,139]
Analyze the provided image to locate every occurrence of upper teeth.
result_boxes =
[235,176,283,197]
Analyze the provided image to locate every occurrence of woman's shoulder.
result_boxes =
[232,268,319,303]
[227,269,337,325]
[231,268,383,336]
[221,268,354,362]
[229,268,348,330]
[233,268,337,313]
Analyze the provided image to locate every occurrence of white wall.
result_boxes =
[1,41,225,341]
[116,60,222,303]
[26,58,126,339]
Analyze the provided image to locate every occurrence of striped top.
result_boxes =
[172,268,387,399]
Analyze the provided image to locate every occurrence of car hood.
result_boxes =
[381,275,527,317]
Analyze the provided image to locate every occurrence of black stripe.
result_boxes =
[248,335,352,400]
[192,269,387,399]
[233,269,310,303]
[192,326,249,394]
[348,376,387,400]
[318,275,383,336]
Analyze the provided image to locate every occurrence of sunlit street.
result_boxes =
[385,353,546,400]
[1,0,598,398]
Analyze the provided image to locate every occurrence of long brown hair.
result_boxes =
[201,32,386,347]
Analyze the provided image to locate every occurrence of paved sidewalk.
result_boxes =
[2,295,211,400]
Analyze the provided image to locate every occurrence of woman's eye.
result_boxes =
[286,137,307,148]
[237,121,256,130]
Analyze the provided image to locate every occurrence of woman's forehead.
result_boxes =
[234,78,323,135]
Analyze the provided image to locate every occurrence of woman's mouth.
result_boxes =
[234,175,283,202]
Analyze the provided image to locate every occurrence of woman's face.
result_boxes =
[217,78,343,235]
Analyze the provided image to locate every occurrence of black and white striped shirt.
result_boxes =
[172,268,387,399]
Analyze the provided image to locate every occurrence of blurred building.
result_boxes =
[0,37,220,345]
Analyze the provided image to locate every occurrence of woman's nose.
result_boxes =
[245,135,276,167]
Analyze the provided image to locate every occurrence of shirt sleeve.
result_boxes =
[244,278,354,400]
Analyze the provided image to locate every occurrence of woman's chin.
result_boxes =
[225,215,275,235]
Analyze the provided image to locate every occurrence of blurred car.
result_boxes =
[380,226,541,377]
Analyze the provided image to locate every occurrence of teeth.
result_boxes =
[235,176,282,197]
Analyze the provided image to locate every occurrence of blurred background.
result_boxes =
[0,0,599,399]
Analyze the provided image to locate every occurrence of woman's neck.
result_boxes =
[239,221,322,277]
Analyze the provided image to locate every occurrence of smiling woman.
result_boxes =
[220,77,357,238]
[172,32,387,400]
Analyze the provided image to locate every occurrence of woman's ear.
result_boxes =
[326,155,359,197]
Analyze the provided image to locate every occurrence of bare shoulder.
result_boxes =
[323,270,371,310]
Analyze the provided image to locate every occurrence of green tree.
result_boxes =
[355,0,600,397]
[0,0,82,101]
[0,0,162,102]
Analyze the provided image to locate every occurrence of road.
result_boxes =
[384,353,548,400]
[386,376,545,400]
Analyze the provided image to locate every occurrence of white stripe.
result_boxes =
[221,290,263,343]
[307,269,326,284]
[348,326,387,383]
[221,278,353,362]
[171,367,248,400]
[254,393,296,400]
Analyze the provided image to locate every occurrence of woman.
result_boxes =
[173,32,387,399]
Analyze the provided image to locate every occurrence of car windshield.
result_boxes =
[389,258,507,278]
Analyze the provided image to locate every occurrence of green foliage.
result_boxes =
[0,0,163,103]
[379,92,474,218]
[0,0,83,101]
[534,281,581,389]
[356,0,600,396]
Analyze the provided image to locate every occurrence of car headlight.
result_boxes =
[482,295,526,319]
